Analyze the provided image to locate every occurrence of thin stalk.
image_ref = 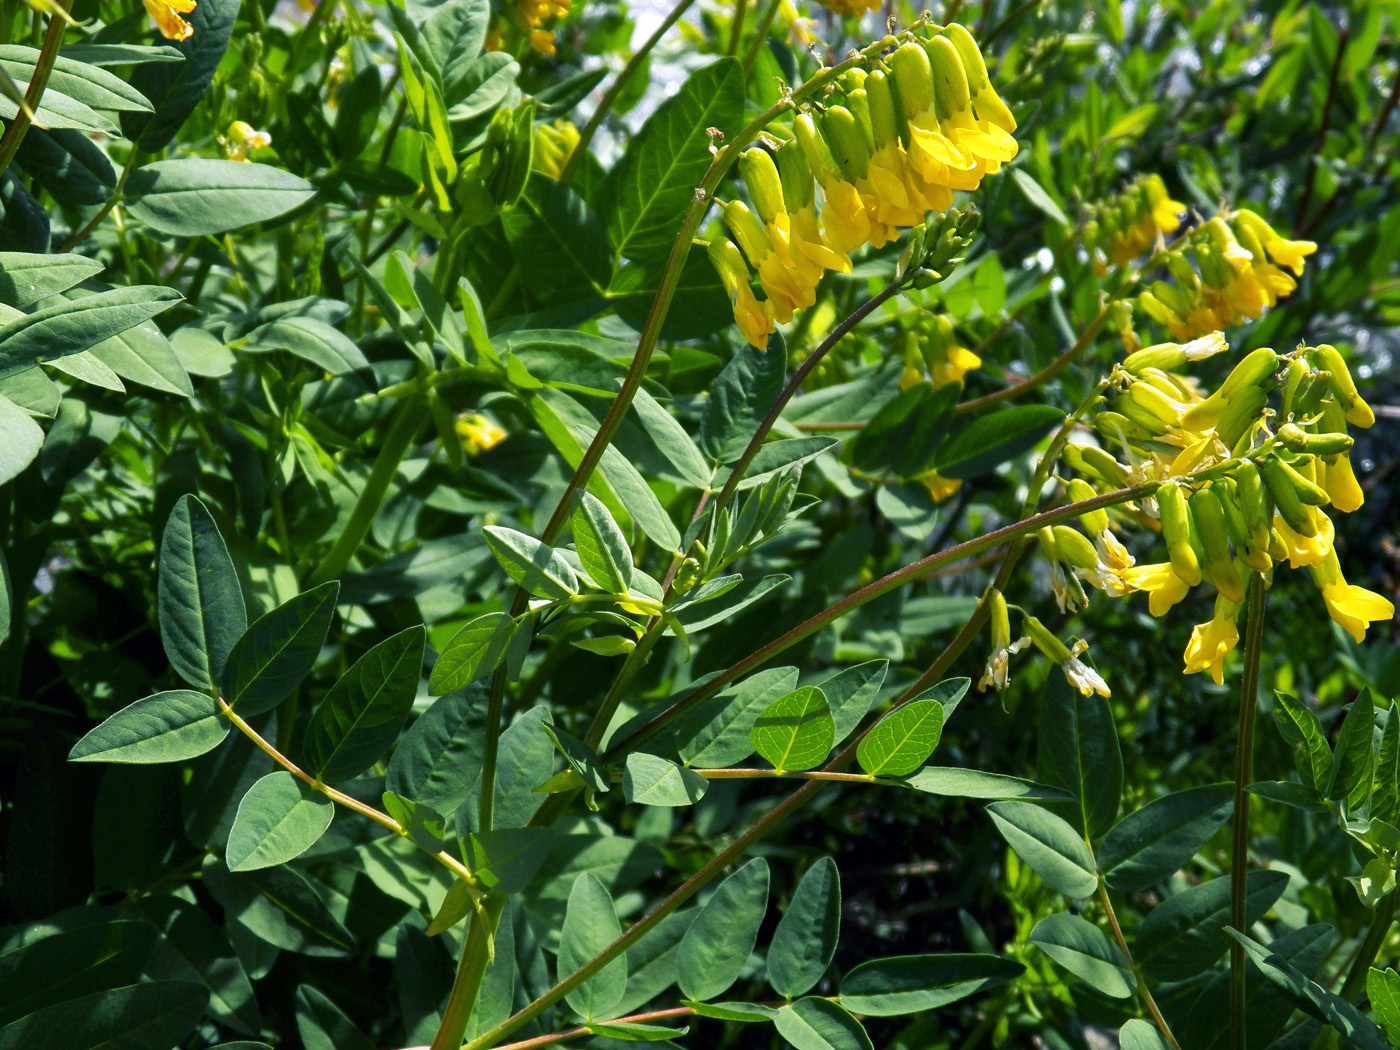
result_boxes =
[1295,26,1347,229]
[694,768,876,782]
[491,1007,698,1050]
[430,895,507,1050]
[59,148,141,252]
[726,0,747,55]
[954,304,1109,415]
[602,482,1155,761]
[283,0,342,89]
[1230,573,1267,1050]
[1100,883,1182,1049]
[217,697,475,883]
[1337,891,1397,1003]
[740,0,783,74]
[306,398,425,586]
[559,0,699,184]
[0,0,69,177]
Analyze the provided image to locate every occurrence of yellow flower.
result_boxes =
[814,0,880,15]
[221,121,271,162]
[145,0,195,41]
[1182,593,1240,685]
[708,237,775,349]
[533,120,580,179]
[918,471,963,503]
[1311,551,1395,644]
[456,412,506,454]
[1321,453,1364,513]
[1272,506,1334,569]
[1233,208,1317,277]
[1123,560,1189,616]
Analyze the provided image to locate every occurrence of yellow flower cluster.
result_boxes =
[456,412,506,454]
[708,23,1017,348]
[1138,209,1317,341]
[221,121,272,163]
[496,0,570,54]
[145,0,196,41]
[1081,174,1186,274]
[816,0,881,17]
[1038,336,1390,687]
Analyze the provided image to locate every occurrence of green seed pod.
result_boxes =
[1215,383,1269,450]
[1157,482,1203,587]
[1259,455,1317,535]
[1189,488,1244,603]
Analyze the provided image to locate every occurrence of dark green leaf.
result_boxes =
[1037,671,1122,839]
[0,921,158,1028]
[985,801,1098,898]
[1098,784,1233,892]
[768,857,840,998]
[244,317,369,374]
[560,873,628,1021]
[677,858,768,1001]
[295,984,376,1050]
[1272,691,1332,791]
[0,981,208,1050]
[572,492,633,593]
[125,160,316,237]
[464,827,553,893]
[1136,870,1290,981]
[935,405,1065,479]
[1118,1020,1170,1050]
[124,0,237,151]
[1029,913,1135,998]
[305,625,424,782]
[69,689,228,764]
[225,771,334,871]
[0,392,42,485]
[0,251,103,308]
[774,997,872,1050]
[483,525,579,599]
[839,954,1024,1015]
[1327,693,1375,809]
[0,285,182,380]
[849,382,958,478]
[386,684,488,816]
[699,329,785,462]
[221,583,338,716]
[896,767,1075,801]
[674,667,798,767]
[158,494,247,692]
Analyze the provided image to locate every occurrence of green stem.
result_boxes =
[1100,883,1182,1049]
[430,895,507,1050]
[740,0,783,74]
[559,0,699,185]
[492,1007,699,1050]
[1338,891,1397,1003]
[306,398,425,586]
[283,0,342,89]
[217,697,476,884]
[954,304,1109,416]
[0,0,71,178]
[726,0,747,55]
[59,148,141,252]
[602,481,1155,762]
[1230,573,1267,1050]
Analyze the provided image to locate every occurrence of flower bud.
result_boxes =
[1124,342,1188,374]
[1281,355,1309,417]
[1276,422,1354,455]
[865,69,906,149]
[820,106,872,179]
[1190,487,1244,603]
[925,35,971,121]
[1219,346,1280,399]
[1127,380,1187,427]
[1291,368,1332,418]
[890,42,934,119]
[1067,477,1110,535]
[1259,455,1318,535]
[1232,460,1273,551]
[1051,525,1100,570]
[1065,444,1131,487]
[775,139,815,211]
[722,200,772,263]
[1312,344,1375,428]
[1096,409,1163,445]
[943,23,1016,131]
[1022,616,1073,663]
[793,112,843,184]
[1157,482,1203,586]
[1214,383,1269,451]
[739,148,786,226]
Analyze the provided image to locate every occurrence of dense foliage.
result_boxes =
[0,0,1398,1049]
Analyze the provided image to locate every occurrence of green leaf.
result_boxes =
[572,493,633,593]
[135,895,260,1034]
[1118,1019,1170,1050]
[429,611,516,694]
[768,857,840,998]
[560,872,628,1021]
[849,382,958,479]
[542,725,609,796]
[1097,783,1233,892]
[244,317,370,374]
[699,329,785,463]
[125,160,316,237]
[621,753,708,807]
[0,921,158,1027]
[631,386,712,489]
[586,1021,687,1041]
[386,684,488,816]
[1037,671,1122,839]
[752,686,835,772]
[221,583,338,716]
[1375,706,1400,826]
[600,58,743,260]
[87,315,194,396]
[158,494,247,692]
[483,525,579,599]
[0,285,182,380]
[856,700,944,777]
[1029,913,1135,998]
[1327,692,1375,809]
[225,771,334,871]
[69,689,228,764]
[1225,929,1389,1050]
[1367,968,1400,1045]
[464,827,553,893]
[839,954,1024,1016]
[295,984,376,1050]
[123,0,236,151]
[896,767,1075,801]
[1272,691,1333,791]
[677,858,769,1001]
[0,251,104,307]
[202,859,355,955]
[0,981,209,1050]
[674,667,798,767]
[811,661,886,745]
[502,176,609,301]
[0,392,41,485]
[774,998,872,1050]
[985,800,1099,898]
[0,47,153,113]
[305,625,425,782]
[673,574,791,633]
[683,1000,779,1022]
[935,405,1065,479]
[1135,870,1290,981]
[1010,168,1070,226]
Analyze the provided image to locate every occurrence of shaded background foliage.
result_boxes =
[0,0,1398,1048]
